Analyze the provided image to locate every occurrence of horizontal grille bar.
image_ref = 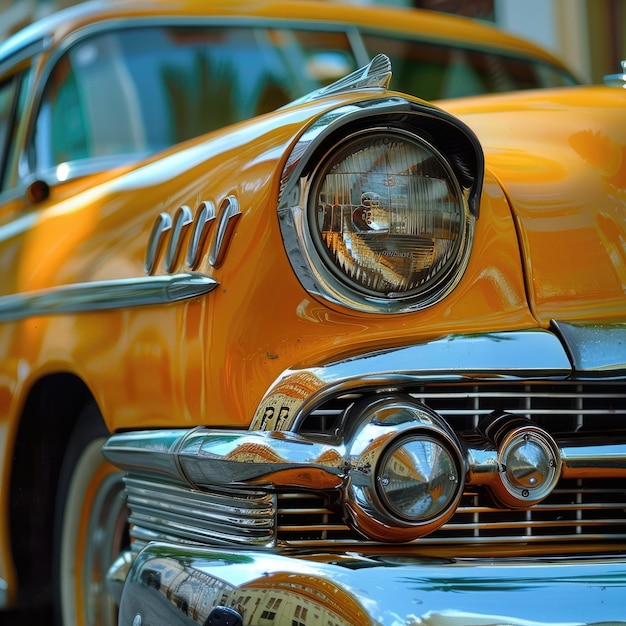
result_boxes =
[298,381,626,436]
[276,478,626,546]
[125,477,276,550]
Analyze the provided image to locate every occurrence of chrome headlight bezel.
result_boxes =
[278,97,483,315]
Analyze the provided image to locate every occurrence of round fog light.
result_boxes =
[496,426,561,507]
[505,436,552,489]
[345,395,465,542]
[378,435,460,522]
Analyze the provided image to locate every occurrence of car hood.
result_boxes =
[441,85,626,326]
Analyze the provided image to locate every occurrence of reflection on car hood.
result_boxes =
[442,85,626,325]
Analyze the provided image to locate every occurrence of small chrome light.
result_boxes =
[497,426,561,507]
[344,396,464,542]
[481,413,561,508]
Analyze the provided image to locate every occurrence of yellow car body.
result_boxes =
[0,1,624,625]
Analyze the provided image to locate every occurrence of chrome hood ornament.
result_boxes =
[288,53,392,105]
[604,60,626,87]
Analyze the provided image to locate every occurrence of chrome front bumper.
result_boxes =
[117,543,626,626]
[107,325,626,625]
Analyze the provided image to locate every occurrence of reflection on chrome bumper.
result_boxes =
[118,542,626,626]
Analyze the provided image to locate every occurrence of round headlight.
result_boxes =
[378,434,460,522]
[308,128,471,312]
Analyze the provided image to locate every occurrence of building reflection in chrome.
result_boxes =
[140,557,371,625]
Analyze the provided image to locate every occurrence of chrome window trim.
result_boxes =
[0,272,218,322]
[18,15,364,186]
[0,37,47,78]
[0,182,25,205]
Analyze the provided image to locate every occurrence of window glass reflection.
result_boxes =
[0,75,18,189]
[362,34,577,100]
[33,26,356,172]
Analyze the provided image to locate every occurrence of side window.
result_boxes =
[361,33,577,101]
[0,73,20,191]
[31,25,358,175]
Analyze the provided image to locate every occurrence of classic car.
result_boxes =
[0,0,624,625]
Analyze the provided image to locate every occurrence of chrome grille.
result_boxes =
[277,478,626,546]
[297,381,626,437]
[287,381,626,549]
[122,381,626,554]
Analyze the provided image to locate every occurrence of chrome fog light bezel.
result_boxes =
[494,425,562,508]
[344,396,465,542]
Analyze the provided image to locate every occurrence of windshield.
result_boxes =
[30,24,577,176]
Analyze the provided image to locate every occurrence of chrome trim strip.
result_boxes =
[0,37,47,76]
[552,321,626,374]
[118,542,626,626]
[0,272,218,321]
[103,426,626,493]
[561,443,626,477]
[252,329,572,430]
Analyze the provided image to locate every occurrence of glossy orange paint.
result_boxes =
[442,86,626,324]
[0,94,531,435]
[0,0,617,616]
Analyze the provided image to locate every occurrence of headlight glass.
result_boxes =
[309,129,467,306]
